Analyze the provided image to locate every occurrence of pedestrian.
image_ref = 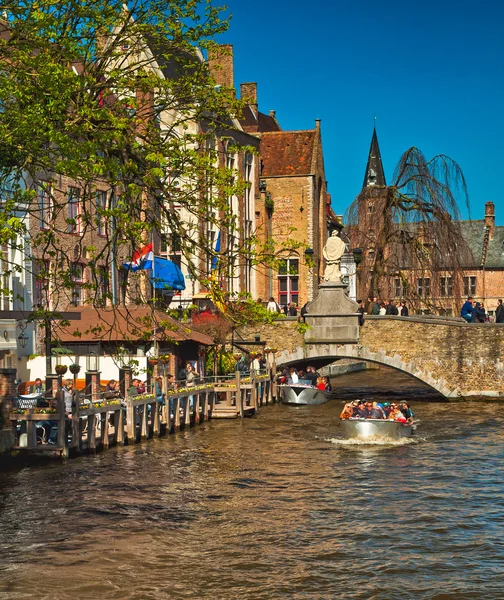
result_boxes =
[386,300,399,315]
[496,299,504,323]
[460,297,473,323]
[371,297,381,315]
[357,299,365,326]
[266,296,280,313]
[472,302,486,323]
[399,301,409,317]
[288,302,298,316]
[29,377,46,396]
[379,302,386,315]
[300,302,309,322]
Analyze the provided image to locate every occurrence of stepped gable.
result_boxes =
[261,130,316,176]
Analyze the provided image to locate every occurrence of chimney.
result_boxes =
[207,44,234,92]
[485,201,495,239]
[269,110,276,118]
[240,82,258,118]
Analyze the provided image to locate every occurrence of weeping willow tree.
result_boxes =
[0,0,297,343]
[346,147,473,312]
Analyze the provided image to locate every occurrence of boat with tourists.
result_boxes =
[279,383,331,405]
[339,400,416,440]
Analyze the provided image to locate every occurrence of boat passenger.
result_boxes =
[340,402,354,419]
[316,377,326,390]
[288,367,299,384]
[368,402,385,419]
[304,366,319,385]
[399,401,414,422]
[388,404,407,422]
[322,376,332,392]
[353,400,366,418]
[381,402,391,417]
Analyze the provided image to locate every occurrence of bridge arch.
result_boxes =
[276,343,458,398]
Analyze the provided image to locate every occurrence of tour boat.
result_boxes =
[279,383,331,405]
[340,418,414,440]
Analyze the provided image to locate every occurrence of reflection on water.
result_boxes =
[0,368,503,600]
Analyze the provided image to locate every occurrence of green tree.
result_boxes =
[346,147,472,311]
[0,1,297,327]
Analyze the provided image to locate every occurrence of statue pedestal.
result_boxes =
[304,282,360,344]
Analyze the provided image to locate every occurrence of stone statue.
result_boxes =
[322,231,346,282]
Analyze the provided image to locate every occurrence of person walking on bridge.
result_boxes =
[496,299,504,323]
[461,297,473,323]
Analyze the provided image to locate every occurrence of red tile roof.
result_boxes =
[53,306,213,345]
[261,130,316,176]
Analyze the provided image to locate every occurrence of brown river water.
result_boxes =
[1,367,503,600]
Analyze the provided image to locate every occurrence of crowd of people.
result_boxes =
[461,297,504,323]
[278,365,332,391]
[340,400,414,422]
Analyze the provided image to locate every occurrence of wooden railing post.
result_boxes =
[126,396,135,442]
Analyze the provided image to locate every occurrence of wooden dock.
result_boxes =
[8,371,278,457]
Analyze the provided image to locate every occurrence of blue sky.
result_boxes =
[218,0,504,223]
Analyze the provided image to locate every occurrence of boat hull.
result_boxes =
[340,418,413,440]
[280,385,331,405]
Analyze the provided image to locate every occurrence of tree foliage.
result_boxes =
[346,147,472,311]
[0,0,293,328]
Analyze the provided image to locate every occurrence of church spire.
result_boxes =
[362,126,386,189]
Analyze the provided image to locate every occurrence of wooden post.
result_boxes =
[194,392,200,425]
[115,407,124,445]
[71,392,80,452]
[174,397,181,431]
[87,412,96,451]
[140,403,148,440]
[153,400,160,435]
[126,396,135,442]
[250,373,257,412]
[56,390,66,449]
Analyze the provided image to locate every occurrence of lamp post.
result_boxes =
[86,351,101,402]
[17,321,29,349]
[352,248,363,300]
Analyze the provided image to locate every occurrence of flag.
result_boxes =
[211,231,221,271]
[122,243,154,272]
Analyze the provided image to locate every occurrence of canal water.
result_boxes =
[1,368,503,600]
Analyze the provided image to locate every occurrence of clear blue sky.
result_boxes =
[218,0,504,223]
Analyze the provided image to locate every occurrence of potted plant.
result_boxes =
[69,364,81,375]
[158,354,170,364]
[55,364,68,375]
[148,357,159,366]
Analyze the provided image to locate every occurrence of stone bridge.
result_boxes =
[237,316,504,400]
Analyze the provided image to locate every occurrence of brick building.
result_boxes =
[236,78,338,309]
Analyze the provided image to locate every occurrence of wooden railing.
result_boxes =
[9,372,277,456]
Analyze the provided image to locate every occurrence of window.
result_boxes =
[440,276,453,297]
[38,184,52,230]
[463,276,476,296]
[278,258,299,307]
[368,203,374,214]
[71,263,84,305]
[68,188,81,234]
[33,259,50,308]
[417,277,431,297]
[394,278,403,298]
[96,190,107,236]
